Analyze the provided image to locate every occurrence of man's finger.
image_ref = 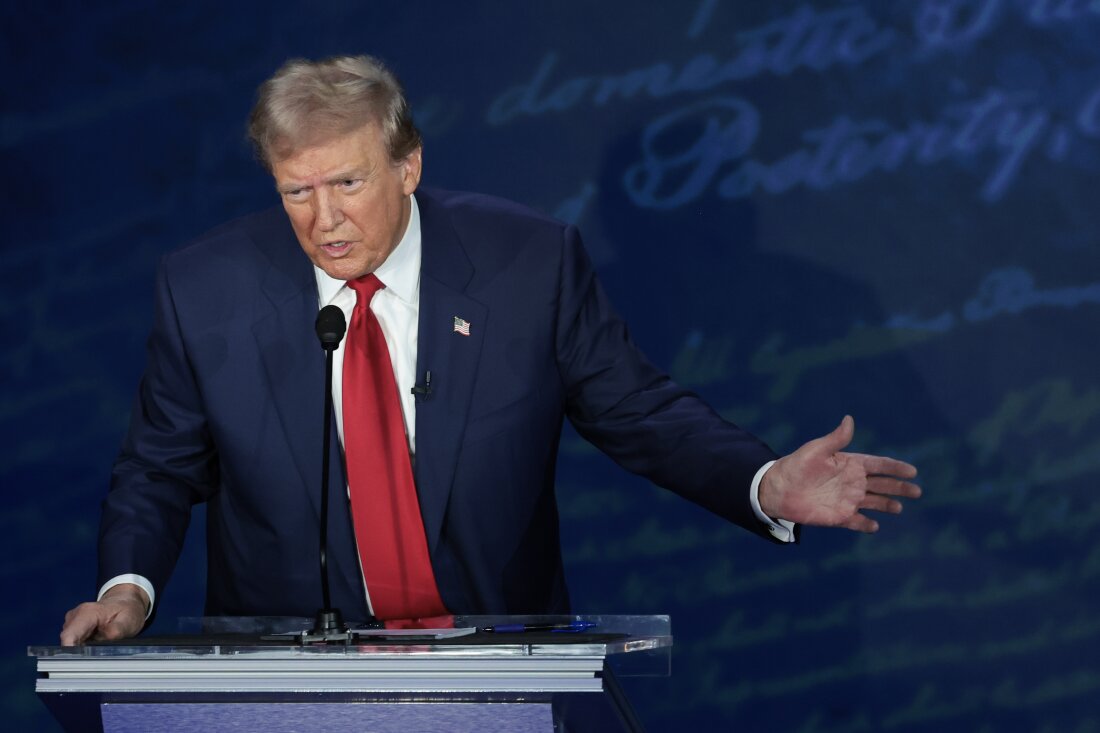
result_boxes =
[98,622,127,641]
[866,476,922,498]
[809,411,858,457]
[853,453,919,479]
[822,413,853,453]
[843,512,879,533]
[860,494,903,514]
[60,609,99,646]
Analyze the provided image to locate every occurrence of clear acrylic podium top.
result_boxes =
[29,615,672,680]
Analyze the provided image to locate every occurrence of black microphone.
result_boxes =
[315,305,346,351]
[309,304,349,640]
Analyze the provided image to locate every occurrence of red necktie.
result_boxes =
[342,274,446,620]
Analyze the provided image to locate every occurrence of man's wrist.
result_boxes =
[750,460,796,542]
[98,575,155,619]
[101,584,150,614]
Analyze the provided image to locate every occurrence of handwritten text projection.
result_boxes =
[488,1,1100,207]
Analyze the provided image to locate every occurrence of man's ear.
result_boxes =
[402,146,423,194]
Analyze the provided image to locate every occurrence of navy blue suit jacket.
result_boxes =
[99,188,781,620]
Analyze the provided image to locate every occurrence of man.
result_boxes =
[60,56,919,645]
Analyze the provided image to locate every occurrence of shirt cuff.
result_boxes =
[98,574,155,620]
[750,460,797,543]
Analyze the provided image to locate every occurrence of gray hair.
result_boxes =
[247,55,421,170]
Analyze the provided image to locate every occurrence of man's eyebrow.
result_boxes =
[325,168,370,183]
[274,166,372,193]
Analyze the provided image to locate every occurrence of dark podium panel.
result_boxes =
[30,615,671,733]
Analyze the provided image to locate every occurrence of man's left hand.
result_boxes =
[759,415,920,533]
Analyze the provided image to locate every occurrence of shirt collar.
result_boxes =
[314,193,422,307]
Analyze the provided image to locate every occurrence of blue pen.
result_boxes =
[483,621,597,633]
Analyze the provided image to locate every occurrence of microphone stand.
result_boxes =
[299,305,363,643]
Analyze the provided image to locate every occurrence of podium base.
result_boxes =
[40,684,642,733]
[102,701,553,732]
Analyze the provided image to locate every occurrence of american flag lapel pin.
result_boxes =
[453,316,471,336]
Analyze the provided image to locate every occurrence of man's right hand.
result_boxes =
[59,583,149,646]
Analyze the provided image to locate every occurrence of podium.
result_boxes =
[29,615,671,733]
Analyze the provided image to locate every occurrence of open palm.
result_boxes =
[759,416,921,533]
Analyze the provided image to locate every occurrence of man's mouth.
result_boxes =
[320,241,351,256]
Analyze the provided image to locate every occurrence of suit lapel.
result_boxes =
[414,192,487,557]
[247,217,360,606]
[250,222,325,506]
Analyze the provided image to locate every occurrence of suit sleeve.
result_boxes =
[553,225,787,540]
[97,255,219,608]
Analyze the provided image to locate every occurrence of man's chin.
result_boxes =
[326,266,367,282]
[312,256,372,282]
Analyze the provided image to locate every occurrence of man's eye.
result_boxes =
[284,189,309,202]
[339,179,362,190]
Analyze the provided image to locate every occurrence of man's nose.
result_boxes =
[314,189,345,231]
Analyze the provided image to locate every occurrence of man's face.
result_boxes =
[271,123,422,281]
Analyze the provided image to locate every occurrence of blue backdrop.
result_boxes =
[4,1,1099,730]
